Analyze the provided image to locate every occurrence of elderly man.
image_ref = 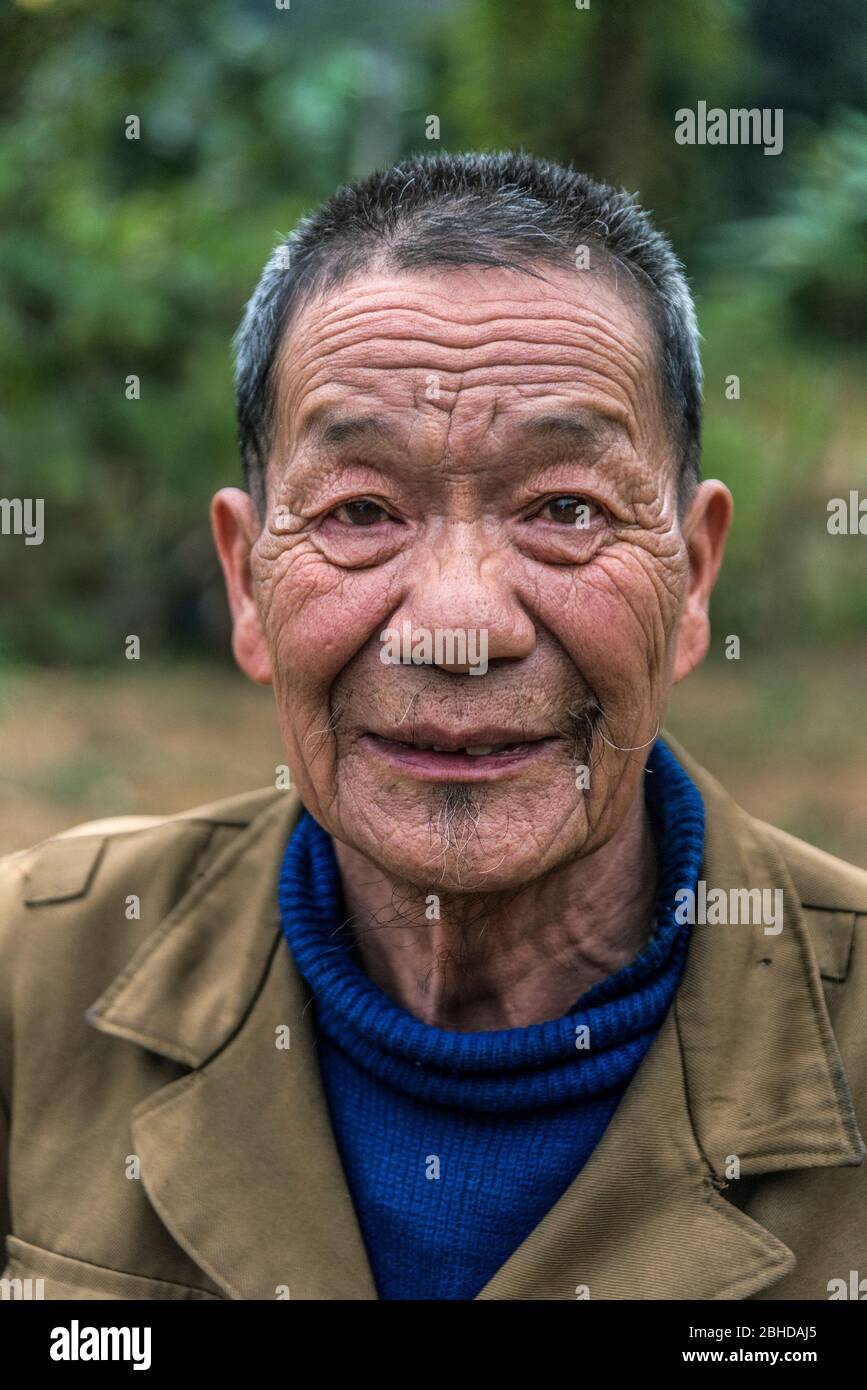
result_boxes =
[2,153,866,1303]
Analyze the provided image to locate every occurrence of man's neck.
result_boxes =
[332,791,659,1032]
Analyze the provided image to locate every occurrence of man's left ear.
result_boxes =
[210,487,274,686]
[673,480,733,683]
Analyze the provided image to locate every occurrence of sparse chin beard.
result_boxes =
[430,783,484,860]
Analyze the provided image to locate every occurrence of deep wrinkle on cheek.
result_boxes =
[278,558,398,682]
[555,550,671,679]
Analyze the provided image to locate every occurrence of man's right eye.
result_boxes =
[332,499,390,526]
[537,495,601,526]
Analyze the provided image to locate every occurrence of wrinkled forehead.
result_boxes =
[268,262,668,473]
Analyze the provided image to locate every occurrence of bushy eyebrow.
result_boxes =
[298,411,398,450]
[513,410,631,451]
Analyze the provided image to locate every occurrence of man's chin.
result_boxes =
[333,775,594,897]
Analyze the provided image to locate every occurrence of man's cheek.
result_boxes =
[271,639,341,747]
[268,552,392,654]
[259,572,335,678]
[542,566,660,681]
[587,552,682,668]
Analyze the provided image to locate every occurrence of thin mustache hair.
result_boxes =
[303,700,346,763]
[564,695,607,770]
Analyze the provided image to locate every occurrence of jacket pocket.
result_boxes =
[3,1235,222,1300]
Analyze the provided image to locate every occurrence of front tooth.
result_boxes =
[465,745,494,756]
[432,745,449,752]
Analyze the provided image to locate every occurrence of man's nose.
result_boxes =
[387,526,536,673]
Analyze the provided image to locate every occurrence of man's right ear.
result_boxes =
[210,487,273,686]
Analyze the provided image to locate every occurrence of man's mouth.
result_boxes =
[361,730,557,780]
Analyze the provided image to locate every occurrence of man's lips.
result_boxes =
[361,730,558,780]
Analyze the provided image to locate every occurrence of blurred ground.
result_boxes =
[1,651,864,866]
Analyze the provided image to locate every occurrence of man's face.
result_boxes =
[214,263,729,892]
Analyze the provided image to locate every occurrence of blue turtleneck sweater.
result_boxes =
[277,739,704,1300]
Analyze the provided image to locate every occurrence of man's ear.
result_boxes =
[210,487,273,686]
[673,480,733,684]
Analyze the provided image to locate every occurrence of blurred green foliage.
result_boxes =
[718,111,867,338]
[0,0,865,664]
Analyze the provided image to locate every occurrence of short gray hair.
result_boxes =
[234,151,702,512]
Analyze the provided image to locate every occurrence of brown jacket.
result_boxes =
[2,735,866,1301]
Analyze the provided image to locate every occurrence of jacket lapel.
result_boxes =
[476,737,864,1299]
[477,1010,796,1300]
[86,792,378,1300]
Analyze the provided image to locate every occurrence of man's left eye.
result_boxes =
[539,496,600,526]
[333,499,390,526]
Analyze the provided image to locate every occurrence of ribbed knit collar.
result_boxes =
[278,739,704,1113]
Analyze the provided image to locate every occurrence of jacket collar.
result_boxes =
[86,742,864,1300]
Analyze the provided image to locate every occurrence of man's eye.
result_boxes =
[540,496,599,526]
[333,499,389,526]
